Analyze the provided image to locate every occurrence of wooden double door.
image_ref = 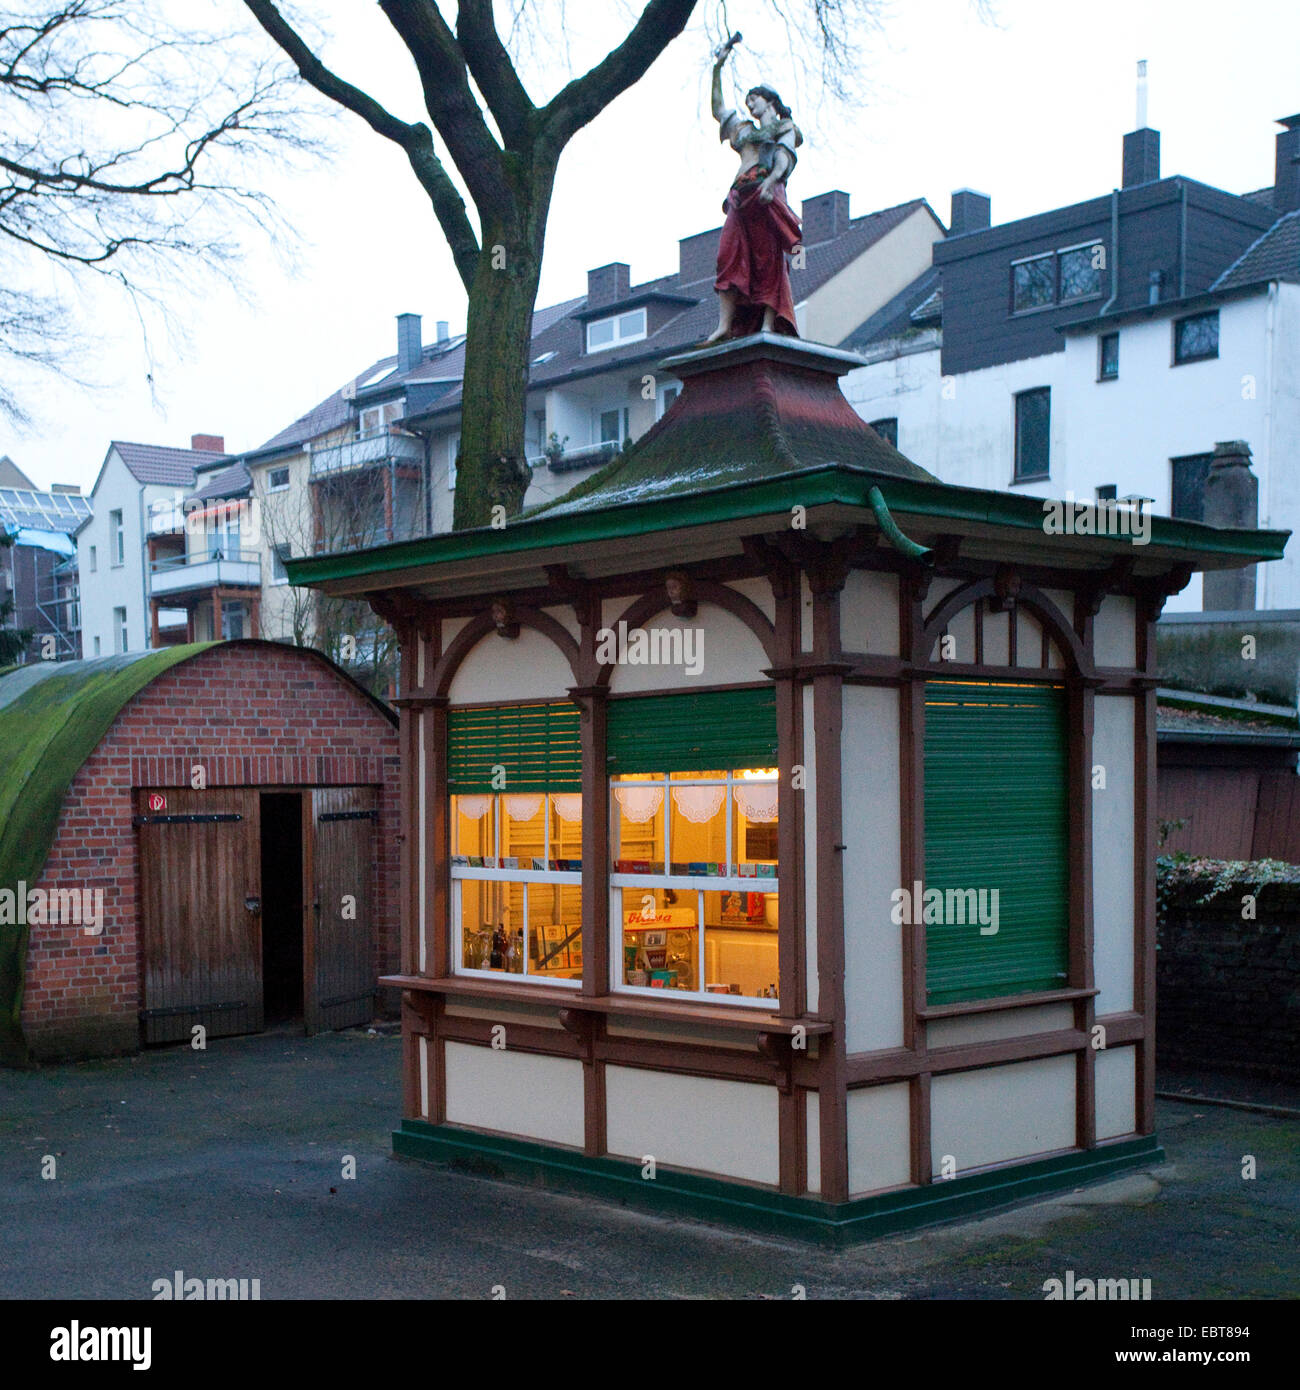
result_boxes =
[136,786,378,1045]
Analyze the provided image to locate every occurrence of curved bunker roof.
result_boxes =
[0,641,395,1063]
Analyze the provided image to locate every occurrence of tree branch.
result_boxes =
[455,0,535,150]
[541,0,698,148]
[242,0,480,287]
[376,0,514,228]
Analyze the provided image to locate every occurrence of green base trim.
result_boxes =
[393,1121,1164,1246]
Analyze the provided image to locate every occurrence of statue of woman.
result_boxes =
[705,37,804,343]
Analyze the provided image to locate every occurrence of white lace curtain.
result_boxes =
[613,785,664,823]
[733,782,778,823]
[671,785,726,823]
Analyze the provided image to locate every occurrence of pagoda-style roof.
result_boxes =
[287,333,1288,600]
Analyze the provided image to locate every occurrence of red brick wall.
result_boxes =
[21,643,400,1060]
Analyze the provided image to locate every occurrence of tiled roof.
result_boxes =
[191,462,251,501]
[1212,209,1300,291]
[111,441,227,487]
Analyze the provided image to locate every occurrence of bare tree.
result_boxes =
[242,0,889,530]
[0,0,314,422]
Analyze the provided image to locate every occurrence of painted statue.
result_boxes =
[705,33,804,343]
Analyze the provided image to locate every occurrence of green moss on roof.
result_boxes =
[0,644,215,1064]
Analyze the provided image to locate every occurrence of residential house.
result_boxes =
[0,459,89,662]
[78,435,230,657]
[842,114,1300,612]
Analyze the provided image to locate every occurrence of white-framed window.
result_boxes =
[585,307,647,354]
[596,406,631,446]
[110,510,124,566]
[610,768,779,1006]
[268,466,290,492]
[93,635,101,656]
[271,543,292,584]
[88,544,97,573]
[113,606,127,653]
[448,434,460,490]
[451,792,584,986]
[359,400,404,436]
[656,383,681,420]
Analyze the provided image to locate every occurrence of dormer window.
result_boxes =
[359,400,403,436]
[586,308,647,354]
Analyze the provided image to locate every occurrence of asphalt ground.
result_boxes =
[1,1027,1296,1301]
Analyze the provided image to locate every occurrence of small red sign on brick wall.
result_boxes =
[147,793,166,812]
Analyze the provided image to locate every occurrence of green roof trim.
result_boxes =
[286,464,1289,589]
[0,644,216,1064]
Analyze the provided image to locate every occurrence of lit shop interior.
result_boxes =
[452,766,779,1002]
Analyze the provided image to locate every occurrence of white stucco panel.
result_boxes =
[604,602,768,692]
[805,1091,821,1194]
[604,1066,780,1185]
[802,683,819,1013]
[1095,1045,1137,1140]
[1093,595,1138,669]
[443,1041,585,1147]
[927,1003,1074,1049]
[847,1083,912,1195]
[931,1055,1076,1175]
[447,626,575,703]
[841,685,904,1052]
[1093,695,1136,1014]
[840,570,900,655]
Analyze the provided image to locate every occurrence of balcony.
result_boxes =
[528,440,621,474]
[309,430,424,478]
[149,549,261,598]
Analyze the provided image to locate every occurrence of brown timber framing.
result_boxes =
[371,541,1170,1200]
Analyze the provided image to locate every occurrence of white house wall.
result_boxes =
[1092,694,1136,1015]
[1095,1045,1138,1140]
[930,1055,1076,1176]
[846,1083,911,1195]
[443,1041,585,1147]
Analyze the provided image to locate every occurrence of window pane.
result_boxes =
[528,884,583,979]
[549,793,582,869]
[703,890,778,1000]
[618,310,645,338]
[1014,388,1051,479]
[668,780,727,873]
[599,409,621,443]
[869,417,898,448]
[1175,312,1219,363]
[1059,246,1102,301]
[460,879,525,974]
[1012,255,1054,311]
[451,794,496,860]
[500,791,546,865]
[1171,454,1213,522]
[611,777,664,874]
[1099,332,1119,379]
[733,778,779,873]
[588,319,615,348]
[619,887,698,991]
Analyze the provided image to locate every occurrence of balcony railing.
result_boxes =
[527,440,621,473]
[309,430,424,478]
[149,549,261,597]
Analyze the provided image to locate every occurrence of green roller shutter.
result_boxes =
[606,687,778,774]
[448,702,581,793]
[923,680,1069,1005]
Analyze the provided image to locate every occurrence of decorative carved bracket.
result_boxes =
[489,596,520,639]
[664,569,698,619]
[1140,563,1195,623]
[989,564,1022,612]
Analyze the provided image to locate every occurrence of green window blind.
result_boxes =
[448,702,582,794]
[606,687,778,775]
[923,680,1069,1005]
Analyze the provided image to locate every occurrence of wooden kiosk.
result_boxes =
[289,334,1285,1241]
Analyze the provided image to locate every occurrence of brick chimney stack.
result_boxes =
[190,434,225,453]
[1202,440,1259,611]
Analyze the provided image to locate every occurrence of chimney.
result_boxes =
[190,434,225,453]
[1122,128,1160,187]
[679,229,722,284]
[397,312,422,374]
[587,262,631,309]
[1202,441,1259,611]
[800,190,851,245]
[437,320,450,343]
[949,189,991,236]
[1274,114,1300,214]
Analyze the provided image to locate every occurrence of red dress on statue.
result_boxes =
[714,114,803,337]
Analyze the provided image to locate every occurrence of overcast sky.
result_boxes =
[7,0,1300,492]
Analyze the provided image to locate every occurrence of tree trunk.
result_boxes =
[452,160,556,530]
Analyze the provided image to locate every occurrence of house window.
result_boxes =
[869,417,899,448]
[89,545,97,573]
[359,400,403,436]
[449,702,584,986]
[110,510,124,566]
[1058,244,1103,302]
[1096,483,1118,501]
[656,384,680,420]
[585,307,647,354]
[1171,454,1214,522]
[1011,253,1055,312]
[448,434,460,490]
[1173,311,1219,364]
[93,635,101,656]
[1013,388,1051,481]
[268,467,290,492]
[597,407,632,446]
[607,689,780,1006]
[271,544,292,584]
[1098,332,1119,381]
[113,606,127,653]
